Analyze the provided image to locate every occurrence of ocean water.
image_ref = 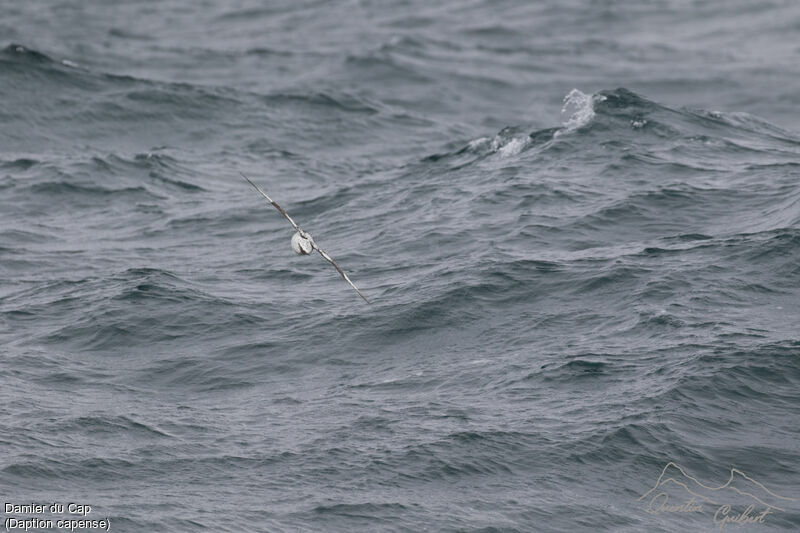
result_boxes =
[2,1,800,532]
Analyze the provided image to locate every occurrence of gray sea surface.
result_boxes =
[2,1,800,531]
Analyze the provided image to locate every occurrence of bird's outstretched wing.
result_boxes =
[240,172,301,231]
[241,172,370,304]
[313,244,370,304]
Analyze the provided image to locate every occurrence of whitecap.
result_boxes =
[497,137,529,157]
[555,88,605,136]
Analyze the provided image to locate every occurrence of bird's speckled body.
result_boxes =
[291,231,314,255]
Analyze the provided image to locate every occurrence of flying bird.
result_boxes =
[240,172,370,304]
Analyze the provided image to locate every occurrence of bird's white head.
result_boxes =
[291,231,313,255]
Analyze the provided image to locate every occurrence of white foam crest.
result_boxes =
[467,134,529,157]
[497,137,528,157]
[468,136,491,150]
[556,89,605,137]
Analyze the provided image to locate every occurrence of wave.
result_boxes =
[0,43,245,151]
[421,87,800,242]
[31,268,234,352]
[426,87,800,164]
[1,43,58,64]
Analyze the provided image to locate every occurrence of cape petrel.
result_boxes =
[241,173,369,304]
